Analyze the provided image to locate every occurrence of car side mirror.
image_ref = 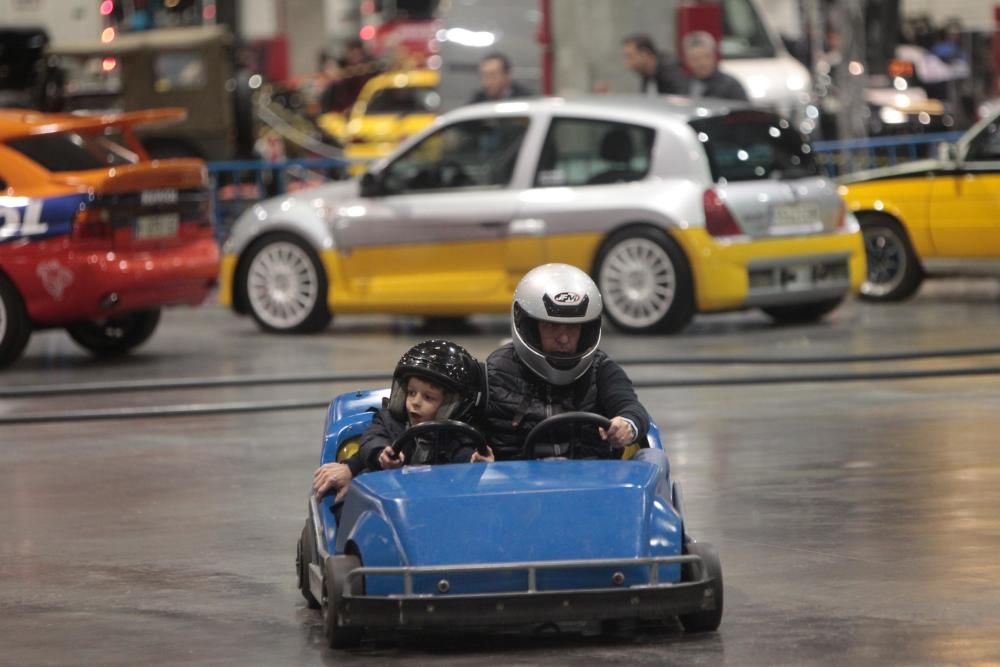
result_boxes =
[937,142,958,163]
[359,171,383,198]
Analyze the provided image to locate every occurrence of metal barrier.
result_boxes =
[205,132,965,239]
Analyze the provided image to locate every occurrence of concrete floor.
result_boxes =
[3,279,1000,666]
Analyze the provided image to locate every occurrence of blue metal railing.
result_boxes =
[204,132,966,239]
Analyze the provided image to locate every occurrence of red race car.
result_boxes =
[0,108,219,367]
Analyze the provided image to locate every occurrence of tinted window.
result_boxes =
[535,118,655,187]
[382,117,529,193]
[7,131,139,172]
[366,86,441,114]
[154,51,207,91]
[965,120,1000,162]
[689,111,818,182]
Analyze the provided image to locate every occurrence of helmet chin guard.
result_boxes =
[511,264,603,385]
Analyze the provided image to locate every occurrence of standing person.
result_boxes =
[468,52,532,104]
[622,32,688,96]
[681,31,748,101]
[483,264,670,498]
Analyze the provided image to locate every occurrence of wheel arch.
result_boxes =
[589,220,693,281]
[854,209,924,272]
[230,225,326,315]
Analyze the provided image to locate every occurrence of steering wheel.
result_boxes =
[522,412,612,460]
[387,419,488,465]
[438,159,474,188]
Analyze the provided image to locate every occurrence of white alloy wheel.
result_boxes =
[247,241,321,331]
[599,237,677,329]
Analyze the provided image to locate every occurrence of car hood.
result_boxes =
[838,159,947,185]
[297,178,361,204]
[351,460,661,565]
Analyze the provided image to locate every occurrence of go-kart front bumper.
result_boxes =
[338,556,717,629]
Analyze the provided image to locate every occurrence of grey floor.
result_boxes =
[3,279,1000,666]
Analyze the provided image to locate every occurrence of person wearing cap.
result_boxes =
[483,264,669,495]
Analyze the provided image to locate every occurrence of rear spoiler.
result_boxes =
[21,108,187,138]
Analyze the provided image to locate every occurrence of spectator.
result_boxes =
[682,31,748,101]
[622,32,687,96]
[468,52,532,104]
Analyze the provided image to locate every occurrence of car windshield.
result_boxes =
[365,86,441,114]
[720,0,777,59]
[7,130,139,172]
[689,111,818,182]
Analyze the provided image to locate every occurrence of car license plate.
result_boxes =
[134,213,179,239]
[771,202,820,230]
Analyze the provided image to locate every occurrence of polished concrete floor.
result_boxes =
[3,279,1000,666]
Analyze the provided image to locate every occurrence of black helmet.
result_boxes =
[387,339,485,422]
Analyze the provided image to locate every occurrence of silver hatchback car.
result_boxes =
[219,96,864,334]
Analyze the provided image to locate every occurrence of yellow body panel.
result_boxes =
[218,254,237,307]
[840,177,935,256]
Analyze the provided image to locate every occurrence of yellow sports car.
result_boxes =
[839,109,1000,300]
[319,70,440,173]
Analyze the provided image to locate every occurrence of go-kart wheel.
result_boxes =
[679,541,723,633]
[297,522,320,609]
[522,412,612,460]
[323,555,363,649]
[388,419,488,465]
[65,309,161,357]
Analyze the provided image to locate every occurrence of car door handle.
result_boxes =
[478,221,505,228]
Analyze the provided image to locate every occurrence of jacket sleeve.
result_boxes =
[596,359,650,443]
[358,409,399,470]
[344,451,367,477]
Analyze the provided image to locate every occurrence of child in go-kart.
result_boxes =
[312,339,493,500]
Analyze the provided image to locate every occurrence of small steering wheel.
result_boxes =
[522,412,612,460]
[387,419,488,465]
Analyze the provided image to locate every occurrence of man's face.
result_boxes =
[685,45,717,80]
[538,321,582,354]
[479,58,510,99]
[405,376,444,424]
[623,43,654,75]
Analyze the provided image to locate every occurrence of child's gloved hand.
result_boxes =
[378,446,405,470]
[470,445,495,463]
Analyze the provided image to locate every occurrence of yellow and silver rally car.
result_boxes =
[840,109,1000,300]
[221,96,864,334]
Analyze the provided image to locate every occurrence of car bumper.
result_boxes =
[675,226,866,312]
[26,238,220,325]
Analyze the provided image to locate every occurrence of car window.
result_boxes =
[534,118,655,187]
[7,130,140,172]
[154,51,207,92]
[689,110,818,183]
[381,117,529,193]
[365,86,441,114]
[720,0,777,59]
[964,120,1000,162]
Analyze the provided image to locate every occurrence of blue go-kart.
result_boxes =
[296,389,723,648]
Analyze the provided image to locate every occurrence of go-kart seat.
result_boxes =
[586,128,643,185]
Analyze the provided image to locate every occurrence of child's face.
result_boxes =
[405,376,444,425]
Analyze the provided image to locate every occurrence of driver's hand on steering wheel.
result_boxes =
[470,445,495,463]
[378,446,405,470]
[599,416,637,449]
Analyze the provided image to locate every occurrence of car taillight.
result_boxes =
[73,206,112,241]
[703,189,742,238]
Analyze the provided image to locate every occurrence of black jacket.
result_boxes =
[484,343,650,461]
[641,58,688,95]
[689,69,748,101]
[357,406,479,470]
[468,81,533,105]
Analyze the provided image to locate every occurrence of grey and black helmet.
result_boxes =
[387,339,485,422]
[511,264,603,385]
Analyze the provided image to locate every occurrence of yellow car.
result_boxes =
[319,70,440,174]
[840,109,1000,300]
[221,98,864,334]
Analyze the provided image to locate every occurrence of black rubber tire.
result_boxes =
[0,274,32,368]
[594,227,695,334]
[679,541,723,633]
[237,233,332,334]
[297,521,321,609]
[858,215,923,302]
[65,309,161,357]
[324,555,363,649]
[761,296,844,324]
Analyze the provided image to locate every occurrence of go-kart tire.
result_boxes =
[594,227,695,334]
[679,541,723,633]
[238,233,332,334]
[0,274,32,368]
[297,522,320,609]
[324,555,363,649]
[761,296,844,324]
[66,309,161,357]
[858,215,923,302]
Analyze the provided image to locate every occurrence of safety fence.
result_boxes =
[206,131,964,240]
